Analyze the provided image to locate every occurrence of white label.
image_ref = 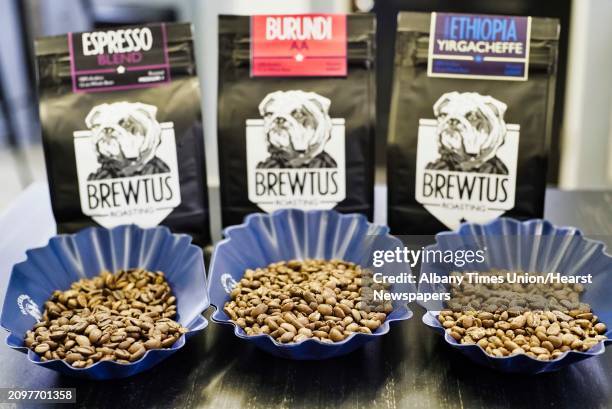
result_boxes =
[246,90,346,212]
[74,102,181,227]
[415,91,519,229]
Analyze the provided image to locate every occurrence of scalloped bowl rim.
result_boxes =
[0,224,210,372]
[209,209,413,348]
[420,217,612,365]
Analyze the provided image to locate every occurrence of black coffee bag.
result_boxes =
[217,14,376,227]
[36,23,210,245]
[387,12,559,234]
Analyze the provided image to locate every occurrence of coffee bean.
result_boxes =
[333,306,346,319]
[325,297,337,306]
[72,360,87,368]
[64,353,84,364]
[280,323,297,333]
[125,326,141,333]
[110,333,126,343]
[298,328,313,337]
[541,341,554,353]
[449,331,462,341]
[88,328,102,344]
[329,328,345,342]
[296,304,313,315]
[462,316,474,328]
[466,327,486,341]
[251,303,268,318]
[477,338,488,349]
[297,292,313,304]
[144,339,161,350]
[118,338,135,350]
[162,336,178,348]
[530,346,549,355]
[75,335,91,347]
[72,346,94,356]
[346,323,360,332]
[546,323,561,336]
[313,330,328,338]
[130,345,146,361]
[318,304,333,316]
[318,325,330,333]
[114,349,130,360]
[279,332,295,343]
[548,335,562,348]
[34,343,50,354]
[510,315,526,329]
[362,320,380,331]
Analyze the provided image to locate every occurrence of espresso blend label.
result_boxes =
[415,92,519,229]
[428,13,531,81]
[246,90,346,212]
[250,14,347,77]
[73,102,181,227]
[69,24,170,92]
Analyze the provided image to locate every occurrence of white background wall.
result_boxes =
[560,0,612,189]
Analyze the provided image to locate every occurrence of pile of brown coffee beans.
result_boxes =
[25,269,187,368]
[439,308,607,360]
[439,271,608,360]
[223,259,393,343]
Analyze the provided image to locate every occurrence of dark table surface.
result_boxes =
[0,185,611,409]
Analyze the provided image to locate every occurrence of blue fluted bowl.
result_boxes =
[208,209,414,360]
[418,218,612,374]
[0,225,209,380]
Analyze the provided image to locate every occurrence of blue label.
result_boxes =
[428,13,531,81]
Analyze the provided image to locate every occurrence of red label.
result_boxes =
[250,14,347,77]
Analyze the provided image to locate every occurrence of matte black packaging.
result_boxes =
[217,15,376,227]
[387,12,559,234]
[36,23,210,245]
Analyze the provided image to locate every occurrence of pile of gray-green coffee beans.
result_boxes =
[223,259,393,343]
[24,269,187,368]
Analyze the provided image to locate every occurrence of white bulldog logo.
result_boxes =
[85,102,170,180]
[257,90,337,169]
[427,92,508,174]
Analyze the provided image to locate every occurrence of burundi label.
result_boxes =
[415,92,519,229]
[250,14,347,77]
[428,12,531,81]
[74,101,181,227]
[246,90,346,212]
[69,24,170,92]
